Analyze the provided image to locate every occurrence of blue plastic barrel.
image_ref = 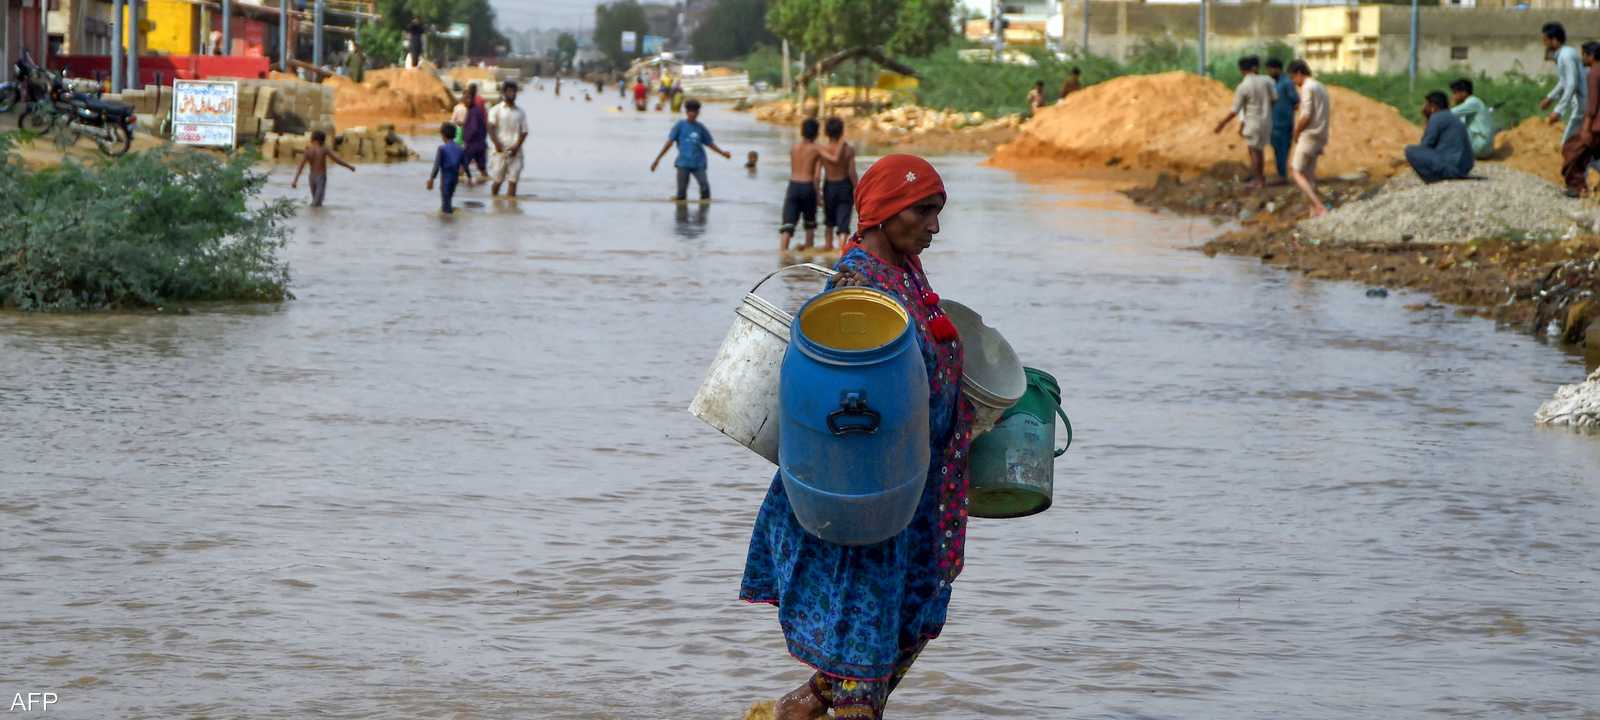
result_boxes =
[779,288,930,546]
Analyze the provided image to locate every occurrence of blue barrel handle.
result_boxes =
[1053,404,1073,458]
[828,391,881,436]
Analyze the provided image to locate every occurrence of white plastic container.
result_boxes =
[689,264,836,463]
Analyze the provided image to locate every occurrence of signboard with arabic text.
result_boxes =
[171,80,238,148]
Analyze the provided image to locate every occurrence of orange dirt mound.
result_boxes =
[328,67,456,128]
[990,71,1420,179]
[1492,115,1563,184]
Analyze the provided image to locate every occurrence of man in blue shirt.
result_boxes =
[651,99,733,201]
[1405,92,1475,184]
[1266,57,1299,184]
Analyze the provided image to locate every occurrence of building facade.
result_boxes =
[1300,5,1600,76]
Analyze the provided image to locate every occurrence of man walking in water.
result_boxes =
[1213,55,1275,190]
[1289,60,1331,218]
[820,117,858,250]
[651,99,732,201]
[779,118,824,250]
[488,81,528,197]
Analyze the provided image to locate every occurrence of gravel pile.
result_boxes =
[1536,368,1600,430]
[1299,163,1583,245]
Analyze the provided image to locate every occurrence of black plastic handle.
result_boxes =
[827,391,880,436]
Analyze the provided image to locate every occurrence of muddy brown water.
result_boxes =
[3,90,1599,719]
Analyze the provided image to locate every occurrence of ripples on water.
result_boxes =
[2,92,1598,719]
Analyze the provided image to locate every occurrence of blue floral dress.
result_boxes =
[741,247,976,688]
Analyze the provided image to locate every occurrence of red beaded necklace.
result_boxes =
[904,265,959,344]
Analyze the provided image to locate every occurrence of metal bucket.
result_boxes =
[689,263,837,464]
[969,368,1073,519]
[940,299,1026,436]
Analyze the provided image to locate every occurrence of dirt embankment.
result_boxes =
[326,65,457,130]
[742,98,1023,155]
[1494,115,1566,183]
[1127,162,1600,354]
[990,71,1419,180]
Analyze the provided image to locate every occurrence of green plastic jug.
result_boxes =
[968,368,1073,519]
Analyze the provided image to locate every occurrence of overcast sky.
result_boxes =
[493,0,605,33]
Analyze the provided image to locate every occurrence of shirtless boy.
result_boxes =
[290,130,356,208]
[779,118,824,251]
[818,117,858,249]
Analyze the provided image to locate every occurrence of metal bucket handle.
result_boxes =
[749,263,838,295]
[1053,404,1073,458]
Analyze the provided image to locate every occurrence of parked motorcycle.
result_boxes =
[1,50,49,115]
[16,66,135,156]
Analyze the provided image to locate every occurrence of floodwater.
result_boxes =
[3,88,1599,720]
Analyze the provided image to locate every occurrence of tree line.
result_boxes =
[591,0,955,69]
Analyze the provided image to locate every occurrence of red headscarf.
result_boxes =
[855,154,945,230]
[842,154,946,256]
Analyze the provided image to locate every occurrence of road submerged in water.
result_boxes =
[2,88,1598,719]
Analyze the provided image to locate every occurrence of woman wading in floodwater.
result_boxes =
[741,155,975,720]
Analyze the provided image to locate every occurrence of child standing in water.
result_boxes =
[779,117,824,251]
[650,99,732,201]
[819,117,859,250]
[427,122,466,214]
[290,130,355,207]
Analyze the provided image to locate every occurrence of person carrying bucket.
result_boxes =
[741,154,975,720]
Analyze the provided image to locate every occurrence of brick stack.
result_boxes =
[260,125,415,164]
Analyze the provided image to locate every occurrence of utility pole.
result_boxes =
[313,0,324,68]
[128,0,140,89]
[992,0,1005,56]
[1408,0,1419,90]
[1082,0,1090,56]
[222,0,230,55]
[112,0,123,91]
[279,0,288,72]
[1197,0,1208,76]
[38,0,47,70]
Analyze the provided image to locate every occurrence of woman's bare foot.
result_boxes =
[775,682,826,720]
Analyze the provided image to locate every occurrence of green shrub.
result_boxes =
[1321,69,1545,129]
[909,45,1081,118]
[0,135,296,311]
[899,39,1547,129]
[358,24,405,68]
[742,44,786,88]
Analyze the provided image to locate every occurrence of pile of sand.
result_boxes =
[1492,115,1563,184]
[990,71,1420,178]
[446,65,498,83]
[326,65,456,128]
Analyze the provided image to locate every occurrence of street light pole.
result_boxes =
[38,0,47,69]
[221,0,230,55]
[279,0,288,72]
[313,0,324,68]
[1408,0,1419,90]
[112,0,123,91]
[128,0,140,89]
[1082,0,1090,56]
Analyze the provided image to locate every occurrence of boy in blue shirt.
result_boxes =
[650,99,733,201]
[427,122,465,214]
